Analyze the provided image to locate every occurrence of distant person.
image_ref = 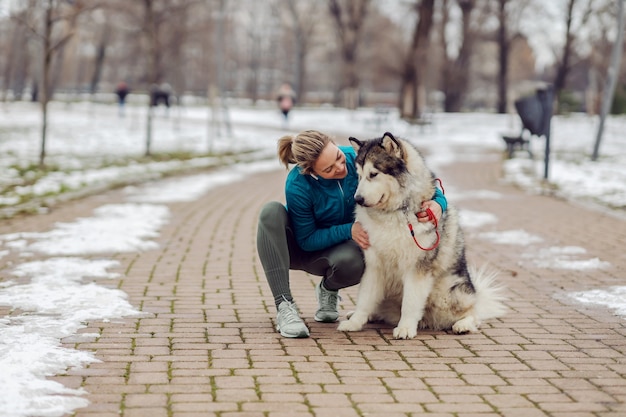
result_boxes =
[150,82,172,116]
[276,83,296,128]
[115,81,130,117]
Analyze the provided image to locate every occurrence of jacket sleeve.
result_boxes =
[286,183,353,252]
[432,187,447,212]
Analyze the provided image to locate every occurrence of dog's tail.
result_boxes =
[470,264,508,322]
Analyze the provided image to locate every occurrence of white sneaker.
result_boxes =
[315,282,340,322]
[276,300,310,338]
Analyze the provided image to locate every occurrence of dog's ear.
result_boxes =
[349,136,363,152]
[381,132,404,159]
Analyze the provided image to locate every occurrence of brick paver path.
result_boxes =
[1,146,625,417]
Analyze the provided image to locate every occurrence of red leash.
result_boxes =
[407,208,440,251]
[407,178,444,251]
[435,178,444,194]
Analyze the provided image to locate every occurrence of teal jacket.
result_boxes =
[285,146,447,252]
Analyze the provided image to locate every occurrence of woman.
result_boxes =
[256,130,447,338]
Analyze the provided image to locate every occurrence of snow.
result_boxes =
[0,257,139,417]
[569,286,626,317]
[0,99,625,416]
[502,113,626,210]
[523,246,611,270]
[2,204,169,255]
[478,229,544,246]
[459,209,499,229]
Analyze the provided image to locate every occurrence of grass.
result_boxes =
[0,149,261,218]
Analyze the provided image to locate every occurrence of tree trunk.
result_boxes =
[1,19,22,102]
[328,0,369,109]
[143,0,158,157]
[39,2,55,167]
[399,0,434,119]
[553,0,576,112]
[247,35,261,104]
[49,41,67,101]
[90,23,109,95]
[497,0,509,114]
[443,0,475,113]
[286,0,314,105]
[592,0,625,161]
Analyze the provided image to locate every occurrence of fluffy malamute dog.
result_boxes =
[338,132,506,339]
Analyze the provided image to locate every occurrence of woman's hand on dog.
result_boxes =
[353,200,439,250]
[417,200,442,224]
[352,221,370,249]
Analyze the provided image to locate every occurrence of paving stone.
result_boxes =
[3,147,625,417]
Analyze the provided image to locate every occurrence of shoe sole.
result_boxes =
[277,326,310,338]
[314,313,338,323]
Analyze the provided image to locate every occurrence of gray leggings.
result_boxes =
[257,201,364,309]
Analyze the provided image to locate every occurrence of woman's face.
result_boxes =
[313,143,348,180]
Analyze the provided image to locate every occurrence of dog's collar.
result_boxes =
[401,200,418,215]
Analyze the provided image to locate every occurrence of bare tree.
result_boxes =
[142,0,158,156]
[282,0,319,103]
[552,0,596,112]
[492,0,536,113]
[12,0,84,166]
[140,0,196,154]
[2,10,29,102]
[243,2,283,103]
[89,18,110,95]
[553,0,577,108]
[6,0,621,119]
[496,0,509,113]
[143,1,209,150]
[399,0,434,119]
[441,0,477,113]
[3,1,41,102]
[328,0,370,109]
[585,1,617,114]
[241,2,264,103]
[593,0,625,160]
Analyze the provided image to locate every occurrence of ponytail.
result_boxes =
[277,135,296,169]
[275,130,334,175]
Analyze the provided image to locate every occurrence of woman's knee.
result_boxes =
[330,242,365,286]
[258,201,288,230]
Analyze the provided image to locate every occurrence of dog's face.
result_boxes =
[349,132,409,211]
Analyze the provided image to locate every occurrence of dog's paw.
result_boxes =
[393,326,417,339]
[337,319,363,332]
[452,316,478,334]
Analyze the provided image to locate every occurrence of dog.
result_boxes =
[337,132,506,339]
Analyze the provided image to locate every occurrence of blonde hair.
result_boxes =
[277,130,334,175]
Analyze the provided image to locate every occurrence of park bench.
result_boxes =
[502,88,553,159]
[403,110,434,134]
[405,114,433,129]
